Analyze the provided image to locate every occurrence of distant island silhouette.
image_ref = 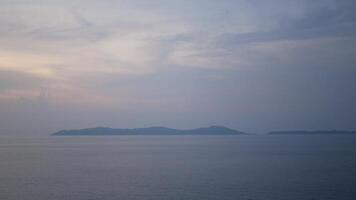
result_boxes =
[52,126,248,136]
[268,130,356,135]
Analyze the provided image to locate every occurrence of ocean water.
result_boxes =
[0,135,355,200]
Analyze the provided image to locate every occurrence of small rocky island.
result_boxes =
[52,126,248,136]
[268,130,356,135]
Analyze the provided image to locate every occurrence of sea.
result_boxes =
[0,135,355,200]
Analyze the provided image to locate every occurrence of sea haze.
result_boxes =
[0,135,355,200]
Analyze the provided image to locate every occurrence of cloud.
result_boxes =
[167,0,356,69]
[0,0,196,76]
[1,0,355,83]
[1,0,355,100]
[0,70,45,91]
[0,0,194,105]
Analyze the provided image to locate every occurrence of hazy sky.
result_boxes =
[1,0,356,135]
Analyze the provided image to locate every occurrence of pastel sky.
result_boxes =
[1,0,356,135]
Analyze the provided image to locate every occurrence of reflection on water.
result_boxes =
[0,135,356,200]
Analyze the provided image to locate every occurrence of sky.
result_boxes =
[0,0,356,135]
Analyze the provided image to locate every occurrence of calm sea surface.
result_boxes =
[0,135,355,200]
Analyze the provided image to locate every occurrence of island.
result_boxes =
[52,126,248,136]
[268,130,356,135]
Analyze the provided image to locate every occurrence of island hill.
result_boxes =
[268,130,356,135]
[52,126,248,136]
